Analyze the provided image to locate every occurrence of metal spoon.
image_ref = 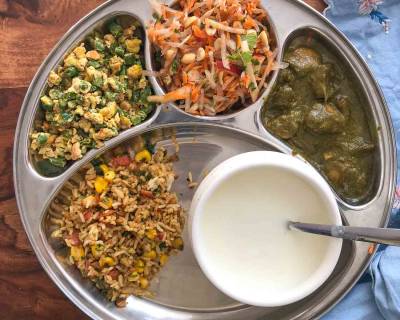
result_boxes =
[288,221,400,246]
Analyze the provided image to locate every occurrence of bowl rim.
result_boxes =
[189,151,343,307]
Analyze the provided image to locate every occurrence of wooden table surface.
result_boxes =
[0,0,326,318]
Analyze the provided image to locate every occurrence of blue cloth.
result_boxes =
[321,1,400,319]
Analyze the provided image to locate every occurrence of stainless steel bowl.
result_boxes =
[13,0,396,319]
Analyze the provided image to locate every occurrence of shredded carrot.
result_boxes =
[368,244,375,255]
[182,71,188,85]
[170,33,180,42]
[241,73,250,87]
[243,17,256,29]
[191,86,200,102]
[236,34,241,49]
[192,25,207,39]
[183,62,196,73]
[246,2,256,15]
[186,0,196,11]
[148,0,276,115]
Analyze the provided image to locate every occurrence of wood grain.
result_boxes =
[0,1,326,319]
[0,0,104,88]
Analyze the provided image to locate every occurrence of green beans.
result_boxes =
[108,21,123,37]
[64,66,79,78]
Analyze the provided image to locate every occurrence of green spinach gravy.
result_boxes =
[263,36,375,202]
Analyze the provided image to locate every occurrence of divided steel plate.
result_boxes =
[13,0,396,319]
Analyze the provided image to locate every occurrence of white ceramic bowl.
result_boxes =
[190,151,342,307]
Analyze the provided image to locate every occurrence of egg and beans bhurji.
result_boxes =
[30,18,154,176]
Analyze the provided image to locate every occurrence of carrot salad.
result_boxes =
[147,0,277,116]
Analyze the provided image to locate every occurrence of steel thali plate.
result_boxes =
[13,0,396,319]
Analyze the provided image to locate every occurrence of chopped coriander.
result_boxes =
[242,32,258,51]
[228,50,252,67]
[63,91,77,101]
[108,21,123,37]
[171,58,179,73]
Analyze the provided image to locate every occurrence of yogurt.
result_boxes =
[190,151,342,307]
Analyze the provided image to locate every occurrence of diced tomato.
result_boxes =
[108,269,119,280]
[111,155,131,167]
[83,210,93,221]
[67,232,80,246]
[157,232,165,241]
[216,60,242,75]
[140,189,154,199]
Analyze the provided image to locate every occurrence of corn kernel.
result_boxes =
[173,237,184,250]
[159,254,168,266]
[104,170,116,182]
[144,250,157,259]
[136,267,144,274]
[139,277,149,289]
[95,176,108,193]
[100,164,109,173]
[91,244,104,257]
[99,256,115,268]
[135,259,144,267]
[70,245,84,261]
[146,229,157,240]
[128,272,139,282]
[135,149,151,162]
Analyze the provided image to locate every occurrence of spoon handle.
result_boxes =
[289,222,400,246]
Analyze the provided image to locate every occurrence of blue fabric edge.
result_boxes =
[322,0,333,16]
